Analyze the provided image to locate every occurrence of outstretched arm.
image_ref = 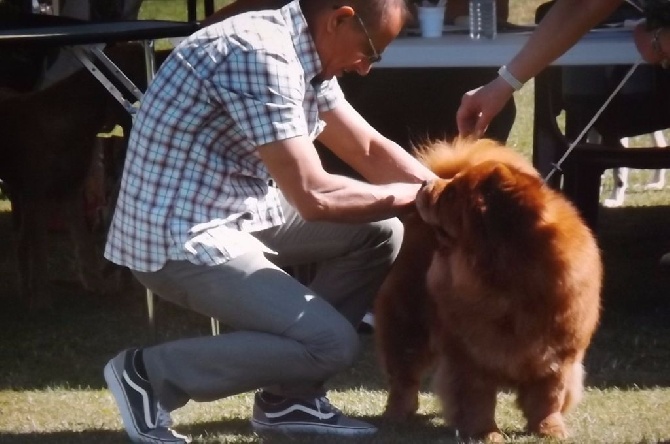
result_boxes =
[457,0,623,138]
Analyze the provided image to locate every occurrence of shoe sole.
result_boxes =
[250,418,377,436]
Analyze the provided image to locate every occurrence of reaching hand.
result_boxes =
[456,77,516,138]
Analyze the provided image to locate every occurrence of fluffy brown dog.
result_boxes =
[375,138,601,442]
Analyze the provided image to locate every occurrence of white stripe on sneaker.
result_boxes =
[264,403,336,420]
[123,370,157,429]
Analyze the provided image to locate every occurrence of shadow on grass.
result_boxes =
[0,430,123,444]
[0,416,461,444]
[0,419,252,444]
[0,204,669,393]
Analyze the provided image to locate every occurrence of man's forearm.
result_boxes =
[291,176,422,223]
[360,135,437,185]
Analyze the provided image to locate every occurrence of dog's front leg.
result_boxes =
[434,353,503,443]
[375,215,437,420]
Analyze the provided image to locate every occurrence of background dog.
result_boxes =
[0,44,167,311]
[375,138,602,442]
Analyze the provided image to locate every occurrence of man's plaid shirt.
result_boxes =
[104,0,343,271]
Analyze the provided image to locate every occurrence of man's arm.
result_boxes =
[257,136,423,223]
[316,99,437,185]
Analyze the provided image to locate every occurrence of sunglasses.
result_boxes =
[352,13,382,64]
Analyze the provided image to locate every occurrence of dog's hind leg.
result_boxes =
[517,370,572,439]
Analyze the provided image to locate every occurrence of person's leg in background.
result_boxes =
[120,0,143,19]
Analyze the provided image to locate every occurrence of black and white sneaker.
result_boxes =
[250,391,377,436]
[103,348,190,443]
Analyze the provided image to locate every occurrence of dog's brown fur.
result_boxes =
[0,44,167,310]
[375,138,602,442]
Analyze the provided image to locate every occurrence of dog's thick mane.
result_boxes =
[417,139,595,295]
[413,137,538,180]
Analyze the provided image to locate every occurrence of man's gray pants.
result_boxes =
[132,195,403,411]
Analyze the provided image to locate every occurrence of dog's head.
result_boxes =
[416,160,545,250]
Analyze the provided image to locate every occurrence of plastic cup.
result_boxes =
[417,6,445,38]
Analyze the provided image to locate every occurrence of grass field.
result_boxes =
[1,1,670,443]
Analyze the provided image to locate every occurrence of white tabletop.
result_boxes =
[377,28,641,68]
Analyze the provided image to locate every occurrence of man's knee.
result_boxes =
[303,319,360,377]
[368,217,404,263]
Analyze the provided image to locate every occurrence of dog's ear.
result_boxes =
[474,163,543,241]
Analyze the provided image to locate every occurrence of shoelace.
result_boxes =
[315,396,342,415]
[156,402,174,428]
[157,403,191,442]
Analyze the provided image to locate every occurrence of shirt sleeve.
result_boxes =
[316,78,345,113]
[216,46,310,147]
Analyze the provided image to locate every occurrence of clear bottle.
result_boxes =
[469,0,497,40]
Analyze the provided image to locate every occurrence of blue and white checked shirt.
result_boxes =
[104,0,344,272]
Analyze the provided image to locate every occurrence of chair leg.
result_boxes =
[146,288,156,342]
[146,288,219,337]
[210,317,220,336]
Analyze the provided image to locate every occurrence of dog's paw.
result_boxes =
[482,430,506,443]
[382,390,419,421]
[534,412,568,439]
[460,428,505,443]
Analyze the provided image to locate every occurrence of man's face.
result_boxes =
[314,5,405,80]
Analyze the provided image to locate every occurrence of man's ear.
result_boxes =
[328,5,355,31]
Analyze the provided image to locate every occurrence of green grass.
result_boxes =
[1,1,670,443]
[0,286,669,443]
